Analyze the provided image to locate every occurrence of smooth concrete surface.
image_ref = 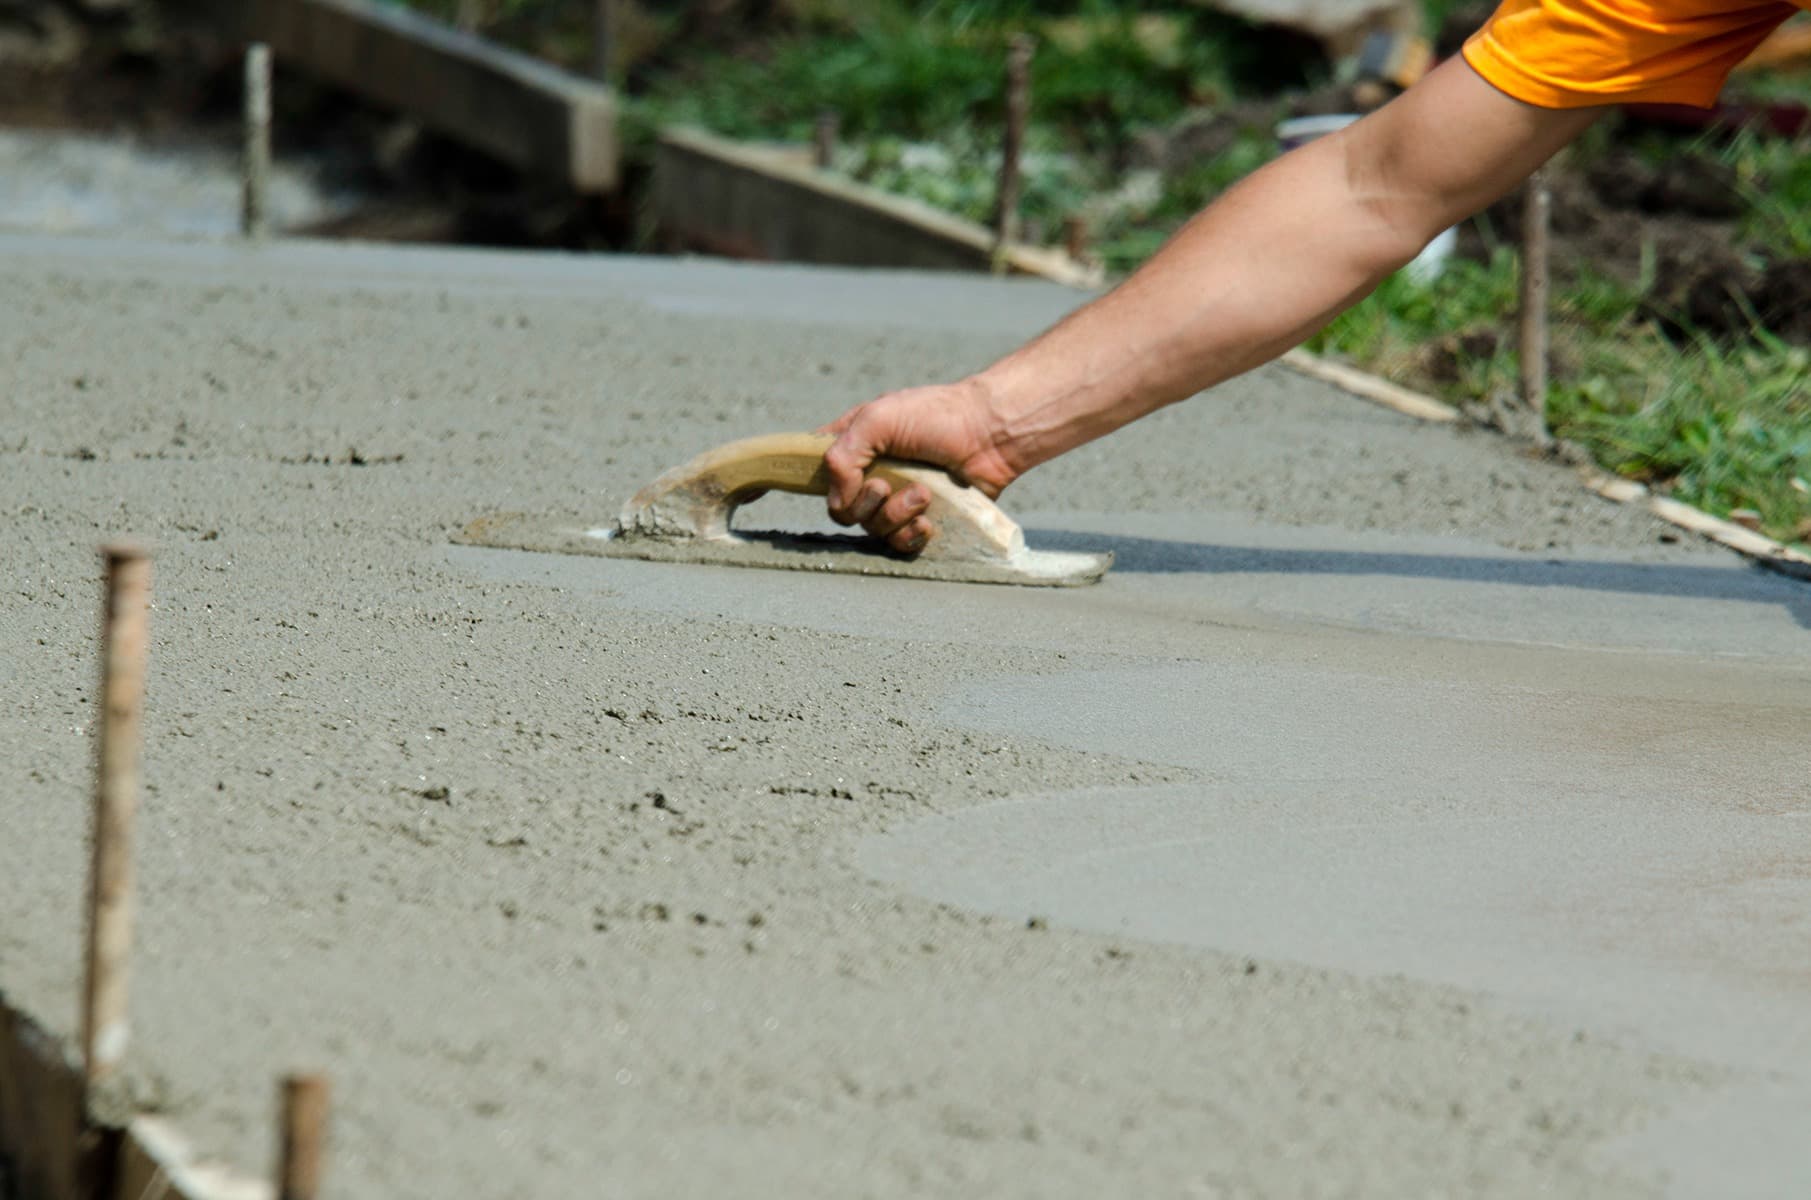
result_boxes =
[3,230,1806,1198]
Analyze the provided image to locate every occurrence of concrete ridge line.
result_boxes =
[1279,348,1811,582]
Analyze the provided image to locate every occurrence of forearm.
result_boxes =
[967,61,1599,482]
[973,137,1429,474]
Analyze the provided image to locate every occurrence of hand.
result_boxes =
[820,379,1019,554]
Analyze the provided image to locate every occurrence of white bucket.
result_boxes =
[1273,113,1455,284]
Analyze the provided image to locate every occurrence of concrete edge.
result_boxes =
[1281,350,1811,581]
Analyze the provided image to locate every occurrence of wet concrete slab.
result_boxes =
[461,480,1810,1166]
[6,230,1807,1197]
[456,502,1811,1192]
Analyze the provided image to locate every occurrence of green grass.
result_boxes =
[628,2,1310,263]
[1310,243,1811,548]
[636,4,1298,143]
[1551,332,1811,544]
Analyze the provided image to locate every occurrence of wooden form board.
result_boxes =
[0,1001,83,1200]
[654,127,1103,288]
[1,998,268,1200]
[227,0,618,193]
[1285,352,1811,581]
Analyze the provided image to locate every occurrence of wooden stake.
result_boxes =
[592,0,616,85]
[812,109,840,171]
[1518,166,1551,431]
[243,43,272,240]
[1063,214,1089,262]
[277,1074,331,1200]
[994,33,1034,256]
[82,544,150,1090]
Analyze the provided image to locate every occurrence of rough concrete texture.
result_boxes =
[3,231,1807,1198]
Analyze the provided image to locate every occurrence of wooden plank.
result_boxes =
[654,127,1103,288]
[1582,474,1811,580]
[1278,349,1461,422]
[229,0,618,193]
[0,1001,84,1200]
[1276,357,1811,581]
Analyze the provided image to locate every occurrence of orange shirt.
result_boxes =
[1464,0,1799,107]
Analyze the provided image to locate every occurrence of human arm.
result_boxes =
[824,56,1601,551]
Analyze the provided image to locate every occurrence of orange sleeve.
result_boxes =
[1463,0,1797,108]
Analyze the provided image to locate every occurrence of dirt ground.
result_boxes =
[3,232,1808,1198]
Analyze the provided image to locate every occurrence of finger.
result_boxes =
[823,423,878,516]
[845,477,891,527]
[889,516,933,555]
[868,485,929,541]
[815,407,860,437]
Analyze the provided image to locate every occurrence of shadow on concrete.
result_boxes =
[1028,528,1811,630]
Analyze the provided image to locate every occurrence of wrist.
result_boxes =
[951,372,1027,497]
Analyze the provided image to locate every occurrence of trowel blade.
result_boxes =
[454,514,1112,588]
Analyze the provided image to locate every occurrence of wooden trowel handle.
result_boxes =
[615,432,1025,563]
[657,431,839,500]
